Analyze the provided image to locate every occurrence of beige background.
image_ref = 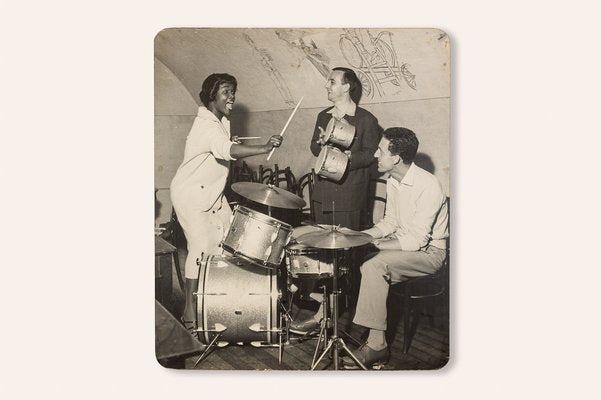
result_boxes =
[5,0,601,397]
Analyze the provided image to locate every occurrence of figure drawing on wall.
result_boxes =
[275,29,332,79]
[245,34,297,107]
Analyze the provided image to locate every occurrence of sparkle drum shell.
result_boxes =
[324,117,355,149]
[222,206,293,268]
[196,255,280,345]
[315,145,349,182]
[285,243,333,278]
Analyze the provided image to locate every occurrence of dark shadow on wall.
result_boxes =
[155,189,162,221]
[414,152,435,175]
[230,103,251,138]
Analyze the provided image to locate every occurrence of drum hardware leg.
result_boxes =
[278,313,284,365]
[279,301,293,346]
[311,338,334,370]
[193,331,224,367]
[311,252,367,370]
[311,284,330,367]
[279,301,293,323]
[249,323,287,354]
[339,328,364,347]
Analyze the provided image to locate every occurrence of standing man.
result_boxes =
[289,67,380,335]
[344,127,449,368]
[310,67,381,230]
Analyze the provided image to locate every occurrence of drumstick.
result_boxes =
[267,96,304,160]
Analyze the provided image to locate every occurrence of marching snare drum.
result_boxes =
[196,255,282,345]
[315,145,349,182]
[222,205,293,268]
[285,243,333,278]
[323,116,355,149]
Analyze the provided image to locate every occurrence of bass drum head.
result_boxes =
[196,255,280,345]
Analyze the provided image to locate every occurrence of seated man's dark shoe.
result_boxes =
[342,344,389,369]
[289,317,321,335]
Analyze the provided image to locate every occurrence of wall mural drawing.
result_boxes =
[244,34,296,107]
[275,29,331,79]
[339,29,417,98]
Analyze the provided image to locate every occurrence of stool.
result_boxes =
[155,236,185,294]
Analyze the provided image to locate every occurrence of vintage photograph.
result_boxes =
[154,27,450,370]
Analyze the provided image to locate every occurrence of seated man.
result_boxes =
[292,127,449,368]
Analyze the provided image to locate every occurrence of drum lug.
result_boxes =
[250,341,281,348]
[195,323,227,333]
[248,323,282,333]
[194,292,227,296]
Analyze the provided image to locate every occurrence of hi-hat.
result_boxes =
[295,226,373,249]
[231,182,306,209]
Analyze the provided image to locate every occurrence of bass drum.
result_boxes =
[196,255,281,346]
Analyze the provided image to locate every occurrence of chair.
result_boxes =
[391,256,449,353]
[260,164,296,191]
[362,177,387,230]
[155,235,185,299]
[258,165,273,184]
[232,161,256,183]
[157,209,186,292]
[296,169,316,221]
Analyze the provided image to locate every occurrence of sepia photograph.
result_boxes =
[154,27,450,370]
[5,0,601,397]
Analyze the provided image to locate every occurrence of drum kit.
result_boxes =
[192,181,373,370]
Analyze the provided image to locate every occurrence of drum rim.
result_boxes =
[315,145,332,171]
[233,205,293,229]
[315,145,348,180]
[221,244,282,270]
[289,272,334,279]
[286,246,319,255]
[324,117,335,143]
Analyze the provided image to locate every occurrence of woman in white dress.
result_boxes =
[170,73,283,331]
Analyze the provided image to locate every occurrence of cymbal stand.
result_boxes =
[311,285,330,366]
[311,250,367,370]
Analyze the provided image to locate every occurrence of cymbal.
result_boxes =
[295,226,373,249]
[231,182,306,209]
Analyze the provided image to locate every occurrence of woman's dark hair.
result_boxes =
[332,67,362,104]
[382,127,419,165]
[199,73,237,107]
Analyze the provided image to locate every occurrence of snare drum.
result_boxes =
[222,205,293,268]
[285,243,333,278]
[315,145,349,182]
[324,117,355,149]
[196,255,281,345]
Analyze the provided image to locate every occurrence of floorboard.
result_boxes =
[156,246,449,370]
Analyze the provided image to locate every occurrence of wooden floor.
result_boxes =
[155,249,449,371]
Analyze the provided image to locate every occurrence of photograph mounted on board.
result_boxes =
[154,27,450,370]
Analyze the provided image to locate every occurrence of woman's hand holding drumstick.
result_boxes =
[267,96,304,160]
